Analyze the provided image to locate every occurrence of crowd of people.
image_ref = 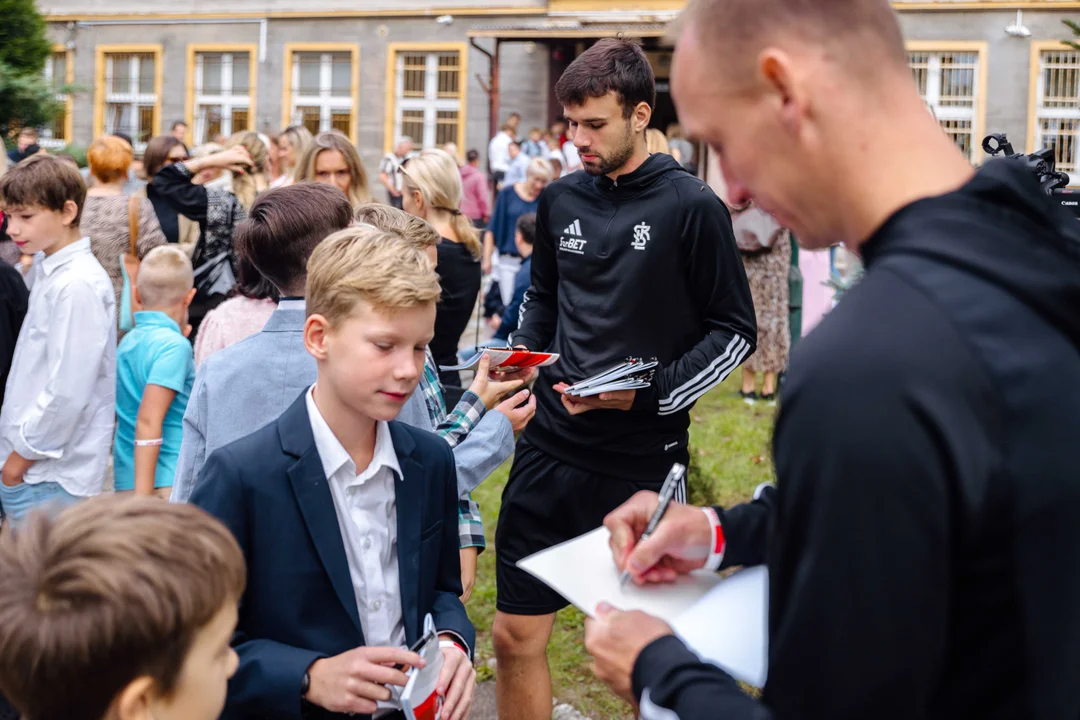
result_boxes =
[1,0,1080,719]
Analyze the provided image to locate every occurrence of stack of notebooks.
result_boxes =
[563,358,658,397]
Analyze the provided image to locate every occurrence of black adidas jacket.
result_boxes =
[511,153,756,482]
[632,160,1080,719]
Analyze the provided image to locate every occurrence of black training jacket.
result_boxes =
[511,153,756,482]
[632,159,1080,718]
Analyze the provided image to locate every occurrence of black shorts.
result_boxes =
[495,438,651,615]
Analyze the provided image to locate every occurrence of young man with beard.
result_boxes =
[583,1,1080,718]
[492,37,757,720]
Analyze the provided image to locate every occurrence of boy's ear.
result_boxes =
[183,287,197,309]
[61,199,79,227]
[111,675,155,720]
[132,286,143,307]
[303,314,331,362]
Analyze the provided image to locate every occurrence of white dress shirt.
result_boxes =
[306,386,406,716]
[488,131,513,173]
[0,238,116,497]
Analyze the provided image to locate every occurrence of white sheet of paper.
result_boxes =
[671,565,769,687]
[517,527,769,687]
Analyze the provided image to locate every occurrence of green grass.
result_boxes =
[465,375,777,718]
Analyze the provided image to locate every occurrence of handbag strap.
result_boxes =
[127,195,141,256]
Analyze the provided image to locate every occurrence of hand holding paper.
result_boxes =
[584,604,676,705]
[518,527,768,687]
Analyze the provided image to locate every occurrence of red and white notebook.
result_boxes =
[401,614,444,720]
[439,349,559,373]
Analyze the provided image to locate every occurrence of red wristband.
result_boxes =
[702,507,726,571]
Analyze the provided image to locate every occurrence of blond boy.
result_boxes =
[0,495,245,720]
[354,203,535,602]
[113,246,197,497]
[192,227,476,720]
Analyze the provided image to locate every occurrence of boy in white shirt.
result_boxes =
[0,155,116,524]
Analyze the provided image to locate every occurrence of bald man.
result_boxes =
[584,0,1080,718]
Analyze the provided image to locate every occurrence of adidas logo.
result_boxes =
[559,218,587,254]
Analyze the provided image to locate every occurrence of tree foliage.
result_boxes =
[1065,19,1080,52]
[0,0,60,143]
[0,0,51,74]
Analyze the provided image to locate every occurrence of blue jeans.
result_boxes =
[0,481,81,525]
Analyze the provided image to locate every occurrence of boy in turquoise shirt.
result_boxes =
[114,246,196,497]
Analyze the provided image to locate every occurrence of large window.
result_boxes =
[283,45,356,140]
[190,48,254,145]
[96,46,161,152]
[40,48,71,149]
[908,46,984,162]
[1031,46,1080,176]
[387,44,467,152]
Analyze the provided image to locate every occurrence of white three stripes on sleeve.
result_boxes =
[658,335,752,417]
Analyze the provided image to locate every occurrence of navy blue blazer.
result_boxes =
[191,393,474,720]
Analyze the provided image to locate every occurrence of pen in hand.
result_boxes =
[619,463,687,588]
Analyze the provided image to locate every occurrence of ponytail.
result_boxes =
[451,212,481,257]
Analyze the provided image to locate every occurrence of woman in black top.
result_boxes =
[151,132,269,334]
[401,148,482,390]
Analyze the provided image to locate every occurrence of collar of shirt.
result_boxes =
[277,298,306,312]
[305,385,401,486]
[41,237,91,276]
[133,310,181,333]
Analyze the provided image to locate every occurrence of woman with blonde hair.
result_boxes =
[225,130,270,211]
[81,135,167,326]
[270,124,312,188]
[646,127,671,155]
[294,130,371,209]
[401,147,481,389]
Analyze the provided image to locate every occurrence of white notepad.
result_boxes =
[518,527,768,687]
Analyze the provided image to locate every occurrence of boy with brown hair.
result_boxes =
[0,495,246,720]
[0,155,116,524]
[113,246,197,498]
[192,226,476,720]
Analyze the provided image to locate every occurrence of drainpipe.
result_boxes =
[470,37,499,140]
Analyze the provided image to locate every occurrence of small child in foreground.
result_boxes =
[0,495,246,720]
[113,246,196,498]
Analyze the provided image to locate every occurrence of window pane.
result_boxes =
[232,108,249,132]
[50,52,67,91]
[298,106,321,135]
[402,53,427,98]
[939,52,976,108]
[138,54,155,95]
[200,104,223,142]
[940,118,972,159]
[138,105,155,144]
[331,112,351,137]
[296,53,322,95]
[401,109,425,146]
[201,53,224,94]
[437,53,460,99]
[109,55,133,94]
[331,54,352,97]
[436,109,459,146]
[50,110,67,142]
[232,53,250,95]
[907,52,929,98]
[1042,51,1080,109]
[1040,117,1080,173]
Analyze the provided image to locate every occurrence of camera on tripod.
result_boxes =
[983,133,1080,218]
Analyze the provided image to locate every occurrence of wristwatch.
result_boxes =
[300,670,310,698]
